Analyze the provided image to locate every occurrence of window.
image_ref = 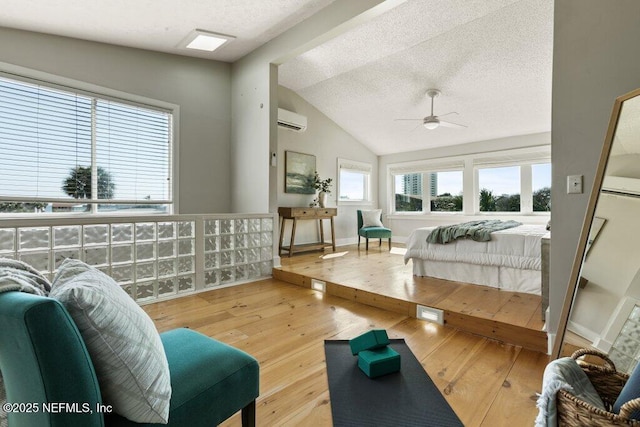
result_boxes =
[0,75,173,214]
[532,163,551,212]
[394,173,422,212]
[394,171,463,213]
[338,159,371,203]
[389,147,551,215]
[478,166,521,212]
[429,171,463,212]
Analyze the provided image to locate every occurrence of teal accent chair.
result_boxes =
[357,210,392,251]
[0,291,259,427]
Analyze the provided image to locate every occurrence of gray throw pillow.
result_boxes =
[50,259,171,424]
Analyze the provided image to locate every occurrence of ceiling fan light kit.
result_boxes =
[396,88,467,130]
[423,117,440,129]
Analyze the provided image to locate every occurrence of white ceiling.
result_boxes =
[0,0,554,156]
[0,0,336,62]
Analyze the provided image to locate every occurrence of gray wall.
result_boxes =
[550,1,640,340]
[277,86,378,246]
[0,27,232,214]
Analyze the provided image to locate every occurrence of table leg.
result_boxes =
[289,218,298,257]
[319,218,325,245]
[279,217,286,255]
[330,216,336,252]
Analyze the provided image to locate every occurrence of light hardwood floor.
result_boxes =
[143,278,548,426]
[275,244,547,352]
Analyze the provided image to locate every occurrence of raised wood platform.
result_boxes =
[273,244,547,353]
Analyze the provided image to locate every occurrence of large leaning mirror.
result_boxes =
[552,87,640,367]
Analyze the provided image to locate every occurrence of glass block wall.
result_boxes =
[0,214,276,304]
[609,304,640,374]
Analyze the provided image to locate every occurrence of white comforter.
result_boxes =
[403,224,548,271]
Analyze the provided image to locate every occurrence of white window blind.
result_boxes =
[0,75,172,213]
[389,159,464,175]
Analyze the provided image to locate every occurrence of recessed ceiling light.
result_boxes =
[180,29,234,52]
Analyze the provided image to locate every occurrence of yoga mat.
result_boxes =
[324,339,463,426]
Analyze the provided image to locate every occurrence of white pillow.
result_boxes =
[50,259,171,424]
[361,209,384,228]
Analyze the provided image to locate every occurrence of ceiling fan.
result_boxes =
[396,89,467,130]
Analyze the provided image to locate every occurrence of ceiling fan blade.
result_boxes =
[437,111,459,118]
[439,120,467,128]
[394,118,424,121]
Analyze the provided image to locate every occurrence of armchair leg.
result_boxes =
[379,238,381,246]
[366,238,369,251]
[242,400,256,427]
[388,238,391,251]
[358,235,360,248]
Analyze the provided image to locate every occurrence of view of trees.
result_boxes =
[62,166,115,200]
[479,186,551,212]
[430,193,463,212]
[396,186,551,213]
[0,202,47,213]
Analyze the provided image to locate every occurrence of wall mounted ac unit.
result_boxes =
[602,176,640,196]
[277,108,307,132]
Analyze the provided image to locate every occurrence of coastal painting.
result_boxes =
[285,151,315,194]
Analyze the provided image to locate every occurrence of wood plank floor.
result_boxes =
[143,278,548,426]
[274,244,547,352]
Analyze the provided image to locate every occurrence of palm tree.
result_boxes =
[62,166,115,200]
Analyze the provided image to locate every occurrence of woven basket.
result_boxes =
[557,348,640,426]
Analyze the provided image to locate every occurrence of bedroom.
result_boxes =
[0,0,640,426]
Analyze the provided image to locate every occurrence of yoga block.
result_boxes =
[358,346,401,378]
[349,329,390,355]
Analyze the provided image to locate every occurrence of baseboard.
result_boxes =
[567,320,599,344]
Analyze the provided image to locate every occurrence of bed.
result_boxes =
[403,224,549,295]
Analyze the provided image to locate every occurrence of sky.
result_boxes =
[393,163,552,196]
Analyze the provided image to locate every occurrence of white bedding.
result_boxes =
[404,224,548,294]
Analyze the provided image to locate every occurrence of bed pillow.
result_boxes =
[361,209,384,228]
[49,259,171,424]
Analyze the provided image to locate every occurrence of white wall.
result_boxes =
[0,26,232,214]
[277,86,378,246]
[379,132,551,241]
[550,1,640,341]
[229,0,393,214]
[571,194,640,337]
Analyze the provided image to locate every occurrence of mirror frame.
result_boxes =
[551,87,640,359]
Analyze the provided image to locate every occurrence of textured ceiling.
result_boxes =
[0,0,336,62]
[0,0,553,156]
[279,0,554,155]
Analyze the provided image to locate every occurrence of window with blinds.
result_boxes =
[0,75,173,214]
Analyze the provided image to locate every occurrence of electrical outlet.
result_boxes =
[567,175,583,194]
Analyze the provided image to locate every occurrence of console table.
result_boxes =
[278,207,337,257]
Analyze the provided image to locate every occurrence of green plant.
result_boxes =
[313,172,333,194]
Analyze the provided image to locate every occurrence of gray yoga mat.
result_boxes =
[324,339,463,427]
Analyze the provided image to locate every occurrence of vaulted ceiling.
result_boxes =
[0,0,553,156]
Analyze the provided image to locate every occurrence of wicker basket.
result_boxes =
[557,348,640,426]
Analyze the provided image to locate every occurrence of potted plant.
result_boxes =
[313,172,332,208]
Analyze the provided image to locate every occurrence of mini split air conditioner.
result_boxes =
[602,176,640,196]
[277,108,307,132]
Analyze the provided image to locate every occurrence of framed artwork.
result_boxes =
[285,151,316,194]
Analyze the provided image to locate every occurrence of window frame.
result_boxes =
[388,146,551,216]
[337,158,372,205]
[0,63,179,217]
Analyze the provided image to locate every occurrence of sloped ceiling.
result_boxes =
[278,0,554,155]
[0,0,553,156]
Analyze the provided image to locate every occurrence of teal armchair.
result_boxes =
[0,291,259,427]
[357,210,392,251]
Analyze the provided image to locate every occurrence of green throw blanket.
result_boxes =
[426,220,522,244]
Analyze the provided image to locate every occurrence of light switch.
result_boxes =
[567,175,583,194]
